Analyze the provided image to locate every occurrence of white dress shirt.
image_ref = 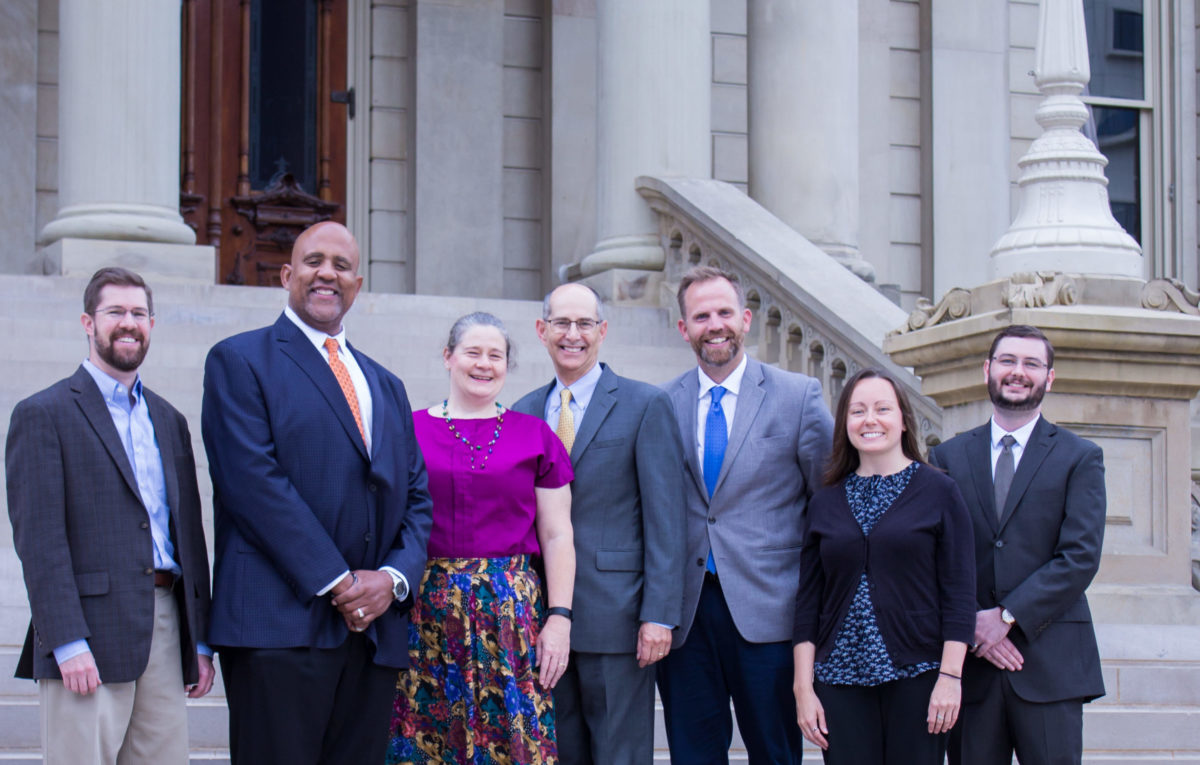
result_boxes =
[989,414,1040,477]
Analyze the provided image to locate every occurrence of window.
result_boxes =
[1081,0,1149,246]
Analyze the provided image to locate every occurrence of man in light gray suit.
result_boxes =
[658,266,834,765]
[513,283,686,764]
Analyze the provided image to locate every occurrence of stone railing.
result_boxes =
[637,175,943,445]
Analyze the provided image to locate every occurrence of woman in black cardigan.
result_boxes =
[792,367,975,764]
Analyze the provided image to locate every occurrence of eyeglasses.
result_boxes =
[547,318,599,333]
[991,355,1047,372]
[95,307,153,323]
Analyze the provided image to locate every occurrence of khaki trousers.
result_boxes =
[40,585,189,765]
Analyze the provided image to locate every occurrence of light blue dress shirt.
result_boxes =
[542,360,604,427]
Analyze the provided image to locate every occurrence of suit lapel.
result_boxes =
[70,366,142,503]
[715,359,764,495]
[274,316,369,461]
[672,371,707,500]
[571,365,617,460]
[998,417,1056,530]
[353,344,384,462]
[966,425,999,534]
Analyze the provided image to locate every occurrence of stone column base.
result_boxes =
[39,238,217,286]
[575,268,665,308]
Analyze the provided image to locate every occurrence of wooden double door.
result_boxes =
[180,0,350,286]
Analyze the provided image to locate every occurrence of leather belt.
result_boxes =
[153,571,177,588]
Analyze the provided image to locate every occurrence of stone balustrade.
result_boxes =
[635,175,942,446]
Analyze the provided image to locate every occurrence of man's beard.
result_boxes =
[96,330,149,372]
[692,331,742,368]
[988,373,1045,411]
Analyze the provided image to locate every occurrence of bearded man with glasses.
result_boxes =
[930,324,1107,765]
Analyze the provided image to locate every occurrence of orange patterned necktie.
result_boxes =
[324,338,366,444]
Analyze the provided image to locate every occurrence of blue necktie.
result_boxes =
[704,386,728,574]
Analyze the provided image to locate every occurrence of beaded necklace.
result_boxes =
[442,400,504,470]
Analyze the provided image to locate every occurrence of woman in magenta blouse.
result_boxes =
[388,312,575,765]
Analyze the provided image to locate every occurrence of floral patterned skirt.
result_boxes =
[387,555,557,765]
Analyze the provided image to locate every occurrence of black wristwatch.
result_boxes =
[546,606,573,621]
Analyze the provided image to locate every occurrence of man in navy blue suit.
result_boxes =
[202,221,432,765]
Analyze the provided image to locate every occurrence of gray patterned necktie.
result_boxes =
[993,434,1017,518]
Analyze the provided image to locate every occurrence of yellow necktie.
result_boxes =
[324,338,366,444]
[555,389,575,454]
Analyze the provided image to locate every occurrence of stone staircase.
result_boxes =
[2,272,1198,762]
[0,273,698,763]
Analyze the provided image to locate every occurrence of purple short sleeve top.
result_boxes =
[413,409,574,558]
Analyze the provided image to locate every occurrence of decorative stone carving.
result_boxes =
[1192,480,1200,593]
[1142,279,1200,316]
[892,288,972,336]
[1003,271,1079,308]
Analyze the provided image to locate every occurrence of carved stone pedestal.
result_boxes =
[885,271,1200,623]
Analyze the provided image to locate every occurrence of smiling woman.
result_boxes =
[389,312,576,765]
[792,367,976,764]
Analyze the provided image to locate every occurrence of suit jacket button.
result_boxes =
[364,533,373,543]
[140,521,149,529]
[144,567,154,575]
[708,517,716,524]
[368,483,377,492]
[696,558,705,567]
[995,540,1005,548]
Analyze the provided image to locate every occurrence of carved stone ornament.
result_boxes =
[1003,271,1079,308]
[891,287,972,336]
[1141,279,1200,316]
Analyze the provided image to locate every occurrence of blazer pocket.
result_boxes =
[595,549,643,572]
[589,438,626,450]
[74,571,109,597]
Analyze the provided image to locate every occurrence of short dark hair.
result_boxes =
[824,367,926,485]
[83,267,153,316]
[676,266,745,318]
[988,324,1054,369]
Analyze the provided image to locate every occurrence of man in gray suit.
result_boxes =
[658,266,834,765]
[513,283,686,764]
[6,267,213,764]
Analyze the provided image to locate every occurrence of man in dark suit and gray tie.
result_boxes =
[512,283,686,764]
[7,267,214,764]
[202,221,432,764]
[658,266,834,764]
[930,324,1106,765]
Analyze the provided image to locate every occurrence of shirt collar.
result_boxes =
[284,304,349,356]
[552,361,604,411]
[990,414,1040,449]
[82,358,142,406]
[697,354,748,400]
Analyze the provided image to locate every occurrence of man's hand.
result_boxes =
[58,651,101,695]
[636,622,672,668]
[187,654,216,698]
[976,636,1024,672]
[973,607,1012,656]
[331,569,394,632]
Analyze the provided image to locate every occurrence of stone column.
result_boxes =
[39,0,195,247]
[930,0,1010,300]
[575,0,710,280]
[747,0,870,281]
[990,0,1143,278]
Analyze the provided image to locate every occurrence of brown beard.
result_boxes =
[96,330,149,372]
[988,373,1045,411]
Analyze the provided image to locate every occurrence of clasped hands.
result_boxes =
[330,569,395,633]
[972,607,1024,672]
